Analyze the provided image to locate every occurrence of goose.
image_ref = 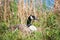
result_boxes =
[9,15,38,34]
[27,15,38,32]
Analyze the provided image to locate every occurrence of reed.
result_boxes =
[0,0,60,40]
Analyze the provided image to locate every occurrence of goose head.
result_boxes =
[27,15,38,27]
[26,15,38,32]
[29,15,38,20]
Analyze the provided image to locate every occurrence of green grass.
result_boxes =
[0,13,60,40]
[0,0,60,40]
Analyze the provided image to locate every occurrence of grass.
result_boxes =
[0,12,60,40]
[0,0,60,40]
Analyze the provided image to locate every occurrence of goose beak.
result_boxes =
[34,18,39,21]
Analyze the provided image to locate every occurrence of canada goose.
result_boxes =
[9,15,38,34]
[27,15,38,31]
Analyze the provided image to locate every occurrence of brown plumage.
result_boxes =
[9,24,32,34]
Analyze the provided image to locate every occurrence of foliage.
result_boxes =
[0,0,60,40]
[0,12,60,40]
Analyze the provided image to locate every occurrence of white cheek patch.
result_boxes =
[30,16,33,20]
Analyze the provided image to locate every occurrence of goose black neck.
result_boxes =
[27,17,32,27]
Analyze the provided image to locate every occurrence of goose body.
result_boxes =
[28,25,37,32]
[9,15,38,34]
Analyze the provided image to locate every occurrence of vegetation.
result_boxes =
[0,0,60,40]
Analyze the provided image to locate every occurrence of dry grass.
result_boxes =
[0,0,60,40]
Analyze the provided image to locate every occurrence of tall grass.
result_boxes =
[0,12,60,40]
[0,0,60,40]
